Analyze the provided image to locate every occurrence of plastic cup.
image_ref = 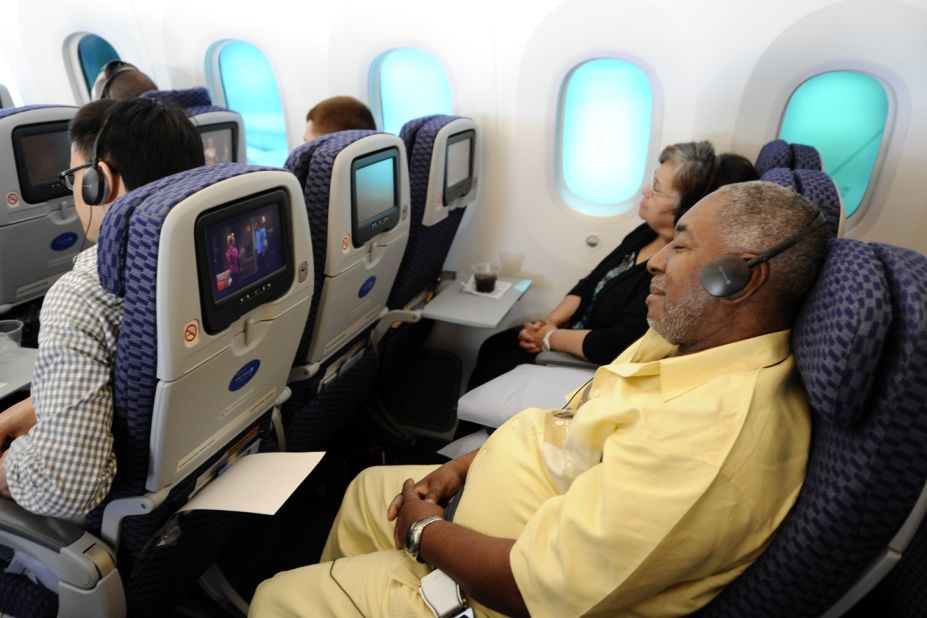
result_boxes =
[0,319,22,360]
[471,262,501,293]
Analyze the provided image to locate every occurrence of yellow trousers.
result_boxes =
[250,464,498,618]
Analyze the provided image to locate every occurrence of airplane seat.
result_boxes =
[695,239,927,617]
[141,88,246,164]
[791,143,823,171]
[761,167,844,238]
[755,139,823,175]
[282,130,410,451]
[386,115,479,310]
[792,168,845,238]
[0,84,13,108]
[755,140,792,176]
[0,163,314,617]
[365,116,480,440]
[0,105,83,314]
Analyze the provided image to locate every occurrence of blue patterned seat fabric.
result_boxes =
[387,114,468,310]
[141,88,227,115]
[761,167,841,238]
[756,139,822,175]
[791,143,822,171]
[755,140,792,176]
[696,239,927,617]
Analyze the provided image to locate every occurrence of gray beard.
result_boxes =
[647,291,714,346]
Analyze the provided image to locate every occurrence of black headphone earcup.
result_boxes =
[701,255,752,298]
[81,165,110,206]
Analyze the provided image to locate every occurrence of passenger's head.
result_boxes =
[66,98,205,242]
[646,181,829,354]
[304,96,376,142]
[639,141,716,241]
[92,60,158,101]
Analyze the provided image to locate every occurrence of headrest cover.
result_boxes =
[760,167,798,191]
[141,87,213,110]
[0,104,76,121]
[97,162,274,296]
[790,143,822,171]
[755,140,792,176]
[794,169,840,238]
[793,239,892,426]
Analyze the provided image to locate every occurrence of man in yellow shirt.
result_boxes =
[250,180,830,617]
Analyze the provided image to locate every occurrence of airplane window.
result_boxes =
[371,48,453,135]
[210,40,288,167]
[76,34,120,93]
[558,58,653,217]
[779,71,889,218]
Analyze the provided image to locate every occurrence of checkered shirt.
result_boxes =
[5,245,122,517]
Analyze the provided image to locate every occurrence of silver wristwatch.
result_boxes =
[405,515,443,563]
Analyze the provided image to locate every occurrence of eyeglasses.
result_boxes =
[650,172,678,201]
[58,163,92,190]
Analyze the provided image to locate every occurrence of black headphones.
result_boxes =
[95,61,136,100]
[700,211,827,298]
[81,111,116,206]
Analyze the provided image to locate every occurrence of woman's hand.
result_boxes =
[387,458,469,522]
[518,320,554,353]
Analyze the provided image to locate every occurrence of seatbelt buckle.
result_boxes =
[420,569,474,618]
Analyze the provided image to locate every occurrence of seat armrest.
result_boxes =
[536,351,597,370]
[0,499,84,551]
[0,499,121,598]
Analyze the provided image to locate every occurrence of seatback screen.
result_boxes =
[204,203,286,302]
[12,121,72,204]
[195,188,293,334]
[443,129,475,205]
[199,125,235,164]
[350,147,400,247]
[445,138,471,188]
[354,158,395,222]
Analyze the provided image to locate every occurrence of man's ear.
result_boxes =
[718,256,770,305]
[96,161,124,204]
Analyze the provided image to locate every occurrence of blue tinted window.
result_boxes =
[216,41,288,167]
[77,35,120,93]
[559,59,653,216]
[373,49,453,135]
[779,71,889,217]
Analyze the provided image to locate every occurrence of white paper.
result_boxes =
[180,451,324,515]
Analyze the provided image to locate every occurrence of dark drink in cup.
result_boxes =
[474,273,497,293]
[471,261,501,293]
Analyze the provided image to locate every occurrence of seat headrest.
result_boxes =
[141,87,214,110]
[399,114,451,157]
[761,168,841,238]
[793,169,841,238]
[760,167,798,191]
[97,162,274,296]
[756,140,792,176]
[0,104,76,121]
[284,129,380,188]
[793,239,892,427]
[790,143,822,171]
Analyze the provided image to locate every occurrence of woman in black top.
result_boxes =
[468,143,759,389]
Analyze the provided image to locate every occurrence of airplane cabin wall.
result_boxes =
[1,0,926,370]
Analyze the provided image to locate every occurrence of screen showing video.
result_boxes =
[203,202,286,302]
[200,126,234,164]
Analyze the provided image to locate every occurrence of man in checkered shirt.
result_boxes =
[0,98,205,518]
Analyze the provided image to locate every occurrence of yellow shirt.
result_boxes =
[454,328,810,618]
